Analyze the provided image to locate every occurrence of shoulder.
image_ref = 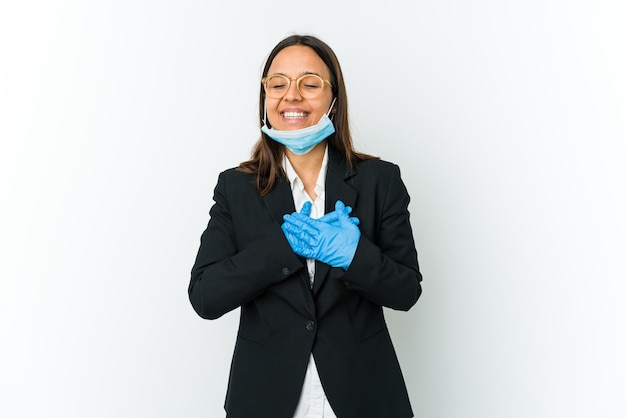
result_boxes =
[353,157,402,180]
[217,166,256,183]
[348,158,410,200]
[212,167,258,196]
[219,166,249,178]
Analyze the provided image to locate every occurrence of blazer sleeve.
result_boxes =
[188,171,303,320]
[340,163,422,311]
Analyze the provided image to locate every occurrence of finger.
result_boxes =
[285,213,324,232]
[335,200,354,218]
[294,246,315,258]
[318,210,341,224]
[338,215,360,229]
[282,224,315,255]
[281,224,301,247]
[333,200,357,221]
[282,220,317,244]
[335,204,360,226]
[299,201,312,216]
[282,231,315,257]
[282,217,322,246]
[318,203,352,225]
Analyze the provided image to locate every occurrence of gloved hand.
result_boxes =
[298,201,360,227]
[282,200,361,270]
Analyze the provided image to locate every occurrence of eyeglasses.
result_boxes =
[262,74,333,99]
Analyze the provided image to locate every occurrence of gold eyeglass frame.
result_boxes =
[261,74,333,99]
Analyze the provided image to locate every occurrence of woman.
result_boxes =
[189,34,422,418]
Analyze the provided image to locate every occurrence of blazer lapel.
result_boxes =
[262,175,313,290]
[312,148,358,296]
[262,175,296,224]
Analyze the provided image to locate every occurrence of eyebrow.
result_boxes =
[269,71,323,78]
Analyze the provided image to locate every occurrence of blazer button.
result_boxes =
[305,320,315,331]
[282,267,290,276]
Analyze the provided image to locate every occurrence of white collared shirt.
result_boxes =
[283,147,337,418]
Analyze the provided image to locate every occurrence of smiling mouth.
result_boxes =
[282,112,308,119]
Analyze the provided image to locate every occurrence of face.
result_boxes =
[265,45,334,131]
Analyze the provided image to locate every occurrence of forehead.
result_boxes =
[267,45,330,78]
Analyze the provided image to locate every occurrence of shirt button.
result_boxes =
[305,320,315,331]
[282,267,290,276]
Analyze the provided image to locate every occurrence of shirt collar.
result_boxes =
[283,145,329,195]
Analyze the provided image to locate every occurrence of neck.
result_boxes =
[285,141,326,199]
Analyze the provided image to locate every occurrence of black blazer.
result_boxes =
[189,146,422,418]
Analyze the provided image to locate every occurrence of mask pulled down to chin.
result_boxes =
[261,99,336,155]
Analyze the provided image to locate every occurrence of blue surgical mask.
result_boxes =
[261,98,336,155]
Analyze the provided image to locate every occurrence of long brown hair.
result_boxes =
[238,34,376,196]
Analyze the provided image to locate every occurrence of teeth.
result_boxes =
[283,112,306,118]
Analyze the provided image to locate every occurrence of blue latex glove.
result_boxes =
[282,200,361,270]
[298,201,360,227]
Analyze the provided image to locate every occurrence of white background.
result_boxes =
[1,1,625,417]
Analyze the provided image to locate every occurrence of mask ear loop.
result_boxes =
[263,99,270,128]
[327,97,337,121]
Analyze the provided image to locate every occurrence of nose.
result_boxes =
[283,79,303,101]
